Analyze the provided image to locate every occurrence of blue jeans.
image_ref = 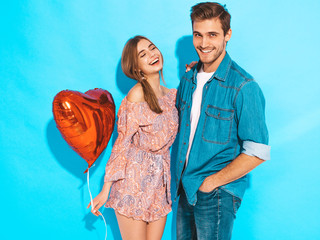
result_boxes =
[177,187,242,240]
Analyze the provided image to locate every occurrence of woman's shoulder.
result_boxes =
[164,87,177,100]
[127,83,145,103]
[161,86,177,97]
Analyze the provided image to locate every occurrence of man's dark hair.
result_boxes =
[191,2,231,35]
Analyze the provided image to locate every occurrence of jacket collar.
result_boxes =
[192,52,232,83]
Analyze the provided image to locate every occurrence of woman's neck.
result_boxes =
[146,73,165,97]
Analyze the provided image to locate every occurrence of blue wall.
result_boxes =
[1,0,320,239]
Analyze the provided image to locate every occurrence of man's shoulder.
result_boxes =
[227,59,255,89]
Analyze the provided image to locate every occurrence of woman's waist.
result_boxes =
[130,143,170,156]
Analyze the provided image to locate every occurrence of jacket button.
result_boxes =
[183,142,186,145]
[186,124,189,126]
[192,86,194,89]
[180,161,182,163]
[188,105,190,108]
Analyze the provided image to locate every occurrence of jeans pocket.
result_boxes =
[198,187,218,196]
[232,195,242,215]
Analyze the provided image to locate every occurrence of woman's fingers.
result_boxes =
[185,61,198,72]
[91,203,102,216]
[94,210,101,216]
[88,196,107,216]
[91,201,104,215]
[87,199,97,209]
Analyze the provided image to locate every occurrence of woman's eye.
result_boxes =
[140,53,146,58]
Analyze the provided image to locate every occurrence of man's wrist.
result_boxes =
[208,174,219,189]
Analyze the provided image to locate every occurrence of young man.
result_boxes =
[174,2,270,239]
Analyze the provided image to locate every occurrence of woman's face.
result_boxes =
[136,39,163,77]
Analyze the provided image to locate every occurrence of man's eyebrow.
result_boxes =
[193,31,220,35]
[208,31,219,35]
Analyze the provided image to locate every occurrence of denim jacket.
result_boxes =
[174,52,270,205]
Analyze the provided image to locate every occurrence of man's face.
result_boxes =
[193,18,231,72]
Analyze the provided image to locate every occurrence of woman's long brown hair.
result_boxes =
[121,35,165,114]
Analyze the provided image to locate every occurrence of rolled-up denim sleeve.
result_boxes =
[242,141,271,160]
[235,80,270,160]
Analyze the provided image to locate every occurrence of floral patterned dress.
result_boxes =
[104,88,178,222]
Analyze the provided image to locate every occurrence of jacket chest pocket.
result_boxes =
[202,105,234,144]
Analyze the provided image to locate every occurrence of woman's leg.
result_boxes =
[146,215,167,240]
[116,212,147,240]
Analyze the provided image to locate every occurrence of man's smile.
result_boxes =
[199,48,213,53]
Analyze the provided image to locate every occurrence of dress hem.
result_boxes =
[104,204,172,223]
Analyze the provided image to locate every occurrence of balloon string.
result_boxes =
[87,165,107,240]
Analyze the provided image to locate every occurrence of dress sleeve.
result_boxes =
[104,98,140,182]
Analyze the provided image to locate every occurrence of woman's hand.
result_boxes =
[185,61,198,72]
[87,182,112,216]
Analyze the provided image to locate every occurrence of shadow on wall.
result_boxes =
[81,164,122,239]
[115,58,136,96]
[175,35,198,79]
[46,118,122,239]
[80,159,121,240]
[82,208,121,239]
[46,119,105,186]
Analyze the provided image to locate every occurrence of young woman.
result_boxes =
[88,36,179,240]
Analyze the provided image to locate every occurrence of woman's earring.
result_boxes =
[140,71,146,81]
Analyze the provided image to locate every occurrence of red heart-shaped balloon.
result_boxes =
[52,88,115,173]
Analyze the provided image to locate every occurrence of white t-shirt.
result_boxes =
[185,67,214,165]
